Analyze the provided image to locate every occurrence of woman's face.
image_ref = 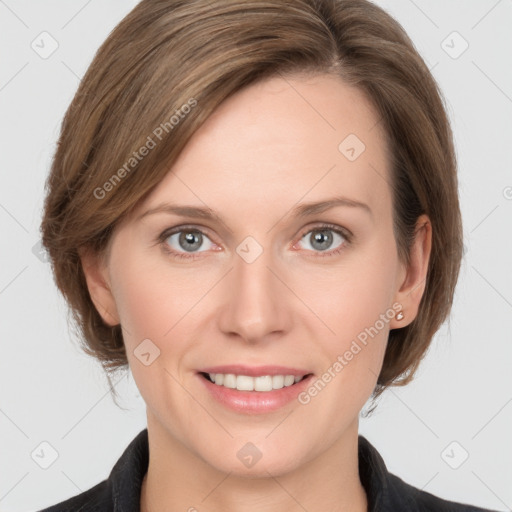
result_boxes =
[84,73,430,476]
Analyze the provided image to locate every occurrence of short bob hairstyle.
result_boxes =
[41,0,462,406]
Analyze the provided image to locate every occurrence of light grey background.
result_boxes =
[1,1,511,511]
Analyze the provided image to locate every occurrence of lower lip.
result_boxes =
[197,373,314,414]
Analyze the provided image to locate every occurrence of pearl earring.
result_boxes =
[396,311,404,321]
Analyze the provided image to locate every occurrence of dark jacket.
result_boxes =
[36,428,497,511]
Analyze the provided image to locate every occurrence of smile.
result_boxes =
[197,370,315,414]
[201,372,309,392]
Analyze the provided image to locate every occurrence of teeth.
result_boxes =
[207,373,305,392]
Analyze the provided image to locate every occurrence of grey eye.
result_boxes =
[166,230,214,253]
[300,229,345,252]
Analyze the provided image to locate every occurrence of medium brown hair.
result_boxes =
[40,0,463,408]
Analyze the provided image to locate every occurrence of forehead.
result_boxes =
[135,73,392,226]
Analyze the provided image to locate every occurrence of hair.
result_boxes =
[40,0,463,410]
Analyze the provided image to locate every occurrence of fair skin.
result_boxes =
[81,73,431,512]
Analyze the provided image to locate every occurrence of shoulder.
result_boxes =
[387,472,498,512]
[358,435,498,512]
[34,428,148,512]
[34,479,110,512]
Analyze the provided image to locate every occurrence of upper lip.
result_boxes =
[197,365,313,377]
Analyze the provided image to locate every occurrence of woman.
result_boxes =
[37,0,497,510]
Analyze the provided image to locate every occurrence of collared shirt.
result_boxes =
[37,428,497,511]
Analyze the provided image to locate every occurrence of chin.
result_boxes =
[202,440,308,478]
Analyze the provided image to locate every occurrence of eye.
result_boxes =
[158,223,351,261]
[295,224,350,256]
[159,226,217,260]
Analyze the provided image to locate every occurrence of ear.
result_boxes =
[391,214,432,328]
[79,246,120,326]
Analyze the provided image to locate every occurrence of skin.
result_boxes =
[81,73,431,512]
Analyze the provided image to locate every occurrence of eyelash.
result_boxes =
[157,223,352,261]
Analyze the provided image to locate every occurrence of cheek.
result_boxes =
[111,265,168,343]
[300,236,398,373]
[110,247,204,344]
[293,256,396,433]
[109,251,200,404]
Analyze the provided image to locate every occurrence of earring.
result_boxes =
[396,311,404,321]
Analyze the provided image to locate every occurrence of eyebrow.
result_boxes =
[137,195,372,227]
[290,196,372,219]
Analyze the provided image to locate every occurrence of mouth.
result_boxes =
[195,364,315,413]
[198,371,314,392]
[197,369,315,414]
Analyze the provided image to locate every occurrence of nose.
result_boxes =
[217,244,292,344]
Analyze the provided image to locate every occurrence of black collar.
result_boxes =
[40,428,495,511]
